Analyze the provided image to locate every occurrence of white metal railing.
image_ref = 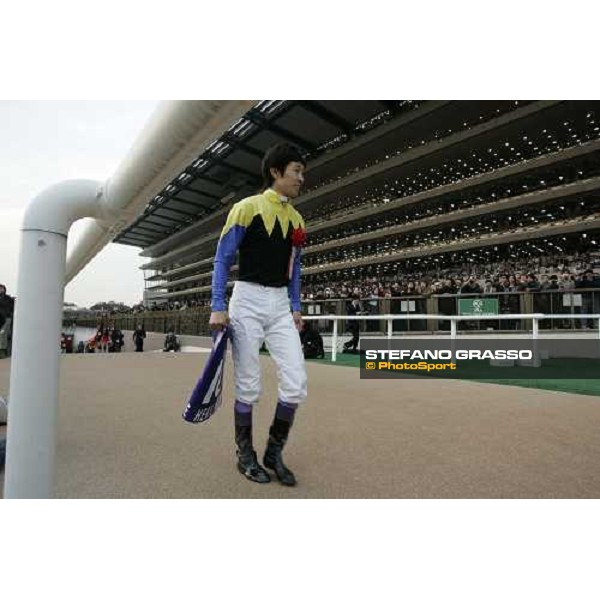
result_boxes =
[302,313,600,362]
[4,101,255,499]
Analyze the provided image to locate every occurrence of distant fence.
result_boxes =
[67,289,600,338]
[301,289,600,335]
[302,313,600,362]
[71,309,212,337]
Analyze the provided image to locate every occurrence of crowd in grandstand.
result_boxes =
[85,104,600,320]
[137,104,600,316]
[83,253,600,320]
[88,298,208,315]
[308,168,600,248]
[301,253,600,301]
[305,214,600,270]
[304,108,600,223]
[145,195,600,298]
[304,102,527,196]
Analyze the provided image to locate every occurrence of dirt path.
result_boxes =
[2,352,600,498]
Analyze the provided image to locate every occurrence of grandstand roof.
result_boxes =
[124,100,600,305]
[113,100,412,249]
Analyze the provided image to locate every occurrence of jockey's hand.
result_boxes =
[209,311,229,331]
[292,311,303,332]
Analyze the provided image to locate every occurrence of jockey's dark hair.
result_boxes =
[261,143,306,191]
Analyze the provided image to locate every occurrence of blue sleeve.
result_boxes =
[288,247,302,312]
[211,225,246,311]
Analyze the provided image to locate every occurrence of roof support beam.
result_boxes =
[160,196,207,210]
[135,223,171,234]
[145,214,181,225]
[176,187,220,201]
[154,205,202,218]
[211,158,261,180]
[220,132,265,158]
[187,172,226,186]
[379,100,403,114]
[120,234,158,244]
[296,100,354,133]
[245,110,317,151]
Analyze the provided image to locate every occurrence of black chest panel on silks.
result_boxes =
[238,215,292,287]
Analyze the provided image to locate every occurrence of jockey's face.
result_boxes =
[271,161,305,199]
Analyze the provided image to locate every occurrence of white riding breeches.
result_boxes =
[229,280,307,406]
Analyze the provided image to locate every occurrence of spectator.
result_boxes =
[516,275,529,292]
[163,330,180,352]
[100,327,110,353]
[300,322,325,359]
[460,276,482,295]
[578,270,600,328]
[111,328,124,352]
[133,324,146,352]
[496,275,509,292]
[546,275,559,290]
[343,297,364,353]
[0,394,6,469]
[482,280,495,295]
[558,273,575,291]
[526,274,540,291]
[0,284,15,358]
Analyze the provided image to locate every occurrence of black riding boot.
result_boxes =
[263,417,296,486]
[235,423,271,484]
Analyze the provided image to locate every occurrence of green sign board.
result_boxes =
[458,298,499,316]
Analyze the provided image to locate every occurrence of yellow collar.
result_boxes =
[264,188,289,205]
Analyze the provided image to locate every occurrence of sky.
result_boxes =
[0,101,160,308]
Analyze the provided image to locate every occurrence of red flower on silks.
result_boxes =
[288,227,306,279]
[291,226,307,248]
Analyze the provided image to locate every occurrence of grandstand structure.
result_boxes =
[112,100,600,308]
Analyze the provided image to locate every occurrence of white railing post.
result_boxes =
[450,317,457,356]
[4,180,103,499]
[531,316,541,367]
[332,319,338,362]
[387,317,393,340]
[4,102,255,498]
